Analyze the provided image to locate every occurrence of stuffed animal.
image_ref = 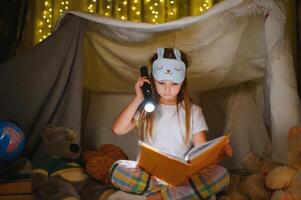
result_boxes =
[219,171,271,200]
[264,127,301,200]
[218,173,249,200]
[84,144,128,184]
[288,127,301,169]
[31,125,116,200]
[242,152,283,176]
[219,152,281,200]
[265,166,301,200]
[238,173,271,200]
[240,128,301,200]
[220,127,301,200]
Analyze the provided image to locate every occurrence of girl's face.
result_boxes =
[154,79,182,104]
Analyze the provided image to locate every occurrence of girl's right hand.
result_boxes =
[215,139,233,164]
[134,76,151,102]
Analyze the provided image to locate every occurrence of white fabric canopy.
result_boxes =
[55,0,301,166]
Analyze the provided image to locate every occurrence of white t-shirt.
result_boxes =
[135,102,208,159]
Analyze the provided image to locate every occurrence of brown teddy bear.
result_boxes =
[265,166,301,200]
[241,151,283,176]
[264,127,301,200]
[220,127,301,200]
[220,171,271,200]
[31,125,116,200]
[218,173,249,200]
[84,144,128,184]
[288,127,301,169]
[219,152,282,200]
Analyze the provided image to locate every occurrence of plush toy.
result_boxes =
[242,152,283,176]
[218,173,249,200]
[238,173,271,200]
[264,127,301,200]
[288,127,301,169]
[219,152,281,200]
[84,144,128,184]
[219,171,271,200]
[265,166,301,200]
[265,166,297,190]
[31,125,116,200]
[218,127,301,200]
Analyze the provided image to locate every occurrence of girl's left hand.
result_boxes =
[216,139,233,163]
[223,138,233,157]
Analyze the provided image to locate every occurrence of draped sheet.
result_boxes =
[0,16,85,161]
[64,0,301,164]
[0,0,300,165]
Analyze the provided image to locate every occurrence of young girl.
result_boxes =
[109,48,232,200]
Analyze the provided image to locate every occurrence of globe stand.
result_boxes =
[0,156,32,182]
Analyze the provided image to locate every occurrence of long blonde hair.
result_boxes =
[138,48,192,144]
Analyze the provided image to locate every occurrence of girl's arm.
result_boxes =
[193,130,207,146]
[111,76,150,135]
[111,96,143,135]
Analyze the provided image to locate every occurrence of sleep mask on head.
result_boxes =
[152,48,186,83]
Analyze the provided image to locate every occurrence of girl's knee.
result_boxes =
[110,160,151,194]
[183,166,230,199]
[213,165,230,176]
[206,165,230,185]
[200,165,230,178]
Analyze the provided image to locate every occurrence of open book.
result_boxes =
[137,135,230,186]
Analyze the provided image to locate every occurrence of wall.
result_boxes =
[83,92,139,159]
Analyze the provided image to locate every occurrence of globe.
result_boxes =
[0,121,25,165]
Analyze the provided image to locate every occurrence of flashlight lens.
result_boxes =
[144,103,155,112]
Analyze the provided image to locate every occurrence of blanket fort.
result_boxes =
[0,0,300,166]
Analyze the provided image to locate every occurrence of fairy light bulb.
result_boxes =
[35,0,53,44]
[190,0,213,16]
[114,0,128,20]
[59,0,70,15]
[144,0,164,24]
[86,0,96,13]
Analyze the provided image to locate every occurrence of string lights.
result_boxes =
[144,0,165,24]
[98,0,113,17]
[35,0,73,44]
[35,0,53,43]
[59,0,70,15]
[34,0,214,44]
[114,0,128,20]
[129,0,142,22]
[85,0,97,13]
[166,0,180,22]
[190,0,212,16]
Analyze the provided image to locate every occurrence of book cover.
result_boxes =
[137,135,230,186]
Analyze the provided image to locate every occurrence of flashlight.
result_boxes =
[140,66,155,113]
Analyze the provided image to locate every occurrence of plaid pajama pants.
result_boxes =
[110,160,230,200]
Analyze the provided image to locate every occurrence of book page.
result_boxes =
[186,136,223,160]
[186,135,229,175]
